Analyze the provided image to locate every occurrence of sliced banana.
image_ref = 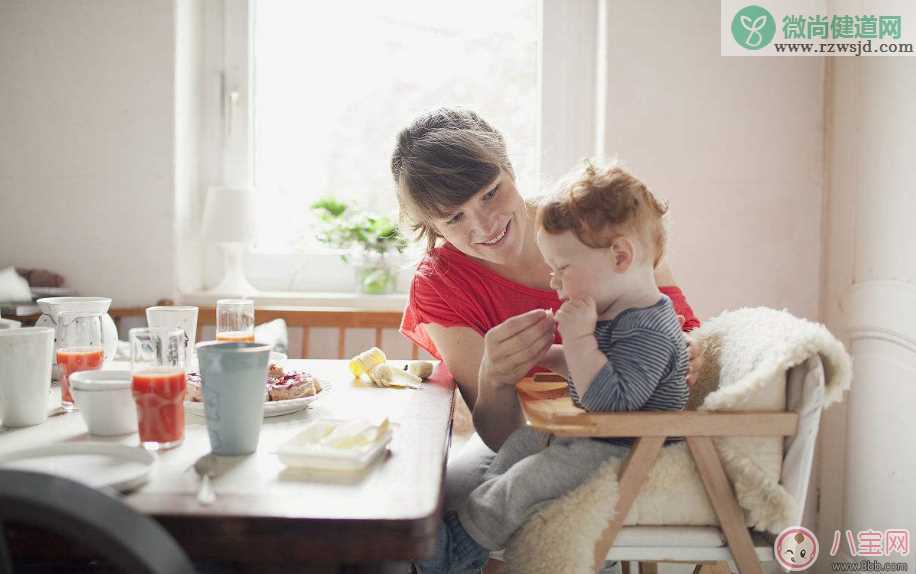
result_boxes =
[403,361,434,379]
[365,362,423,389]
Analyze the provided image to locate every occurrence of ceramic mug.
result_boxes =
[196,341,271,455]
[0,327,54,427]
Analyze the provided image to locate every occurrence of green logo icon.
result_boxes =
[731,5,776,49]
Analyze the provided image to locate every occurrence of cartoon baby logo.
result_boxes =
[775,526,819,571]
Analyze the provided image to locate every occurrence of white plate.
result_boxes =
[185,380,329,419]
[0,443,155,492]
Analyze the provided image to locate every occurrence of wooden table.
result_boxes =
[0,360,455,571]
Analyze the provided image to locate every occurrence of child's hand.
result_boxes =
[556,297,598,342]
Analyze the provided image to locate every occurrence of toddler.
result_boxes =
[417,161,689,573]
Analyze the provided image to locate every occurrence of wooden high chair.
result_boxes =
[509,355,826,574]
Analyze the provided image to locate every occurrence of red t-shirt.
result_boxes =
[401,243,700,361]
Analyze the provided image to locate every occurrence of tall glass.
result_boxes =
[146,305,199,370]
[130,327,187,450]
[216,299,255,343]
[56,312,105,411]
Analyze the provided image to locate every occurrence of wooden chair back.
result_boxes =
[110,305,420,360]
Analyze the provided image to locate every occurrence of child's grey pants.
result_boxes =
[457,426,630,550]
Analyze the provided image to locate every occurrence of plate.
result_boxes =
[0,443,155,492]
[185,380,329,419]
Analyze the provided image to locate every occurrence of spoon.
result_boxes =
[194,454,216,506]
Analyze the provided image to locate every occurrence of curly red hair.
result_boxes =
[537,161,668,266]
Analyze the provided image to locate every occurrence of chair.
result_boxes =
[504,355,827,574]
[0,469,196,574]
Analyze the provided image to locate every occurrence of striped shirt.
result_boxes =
[567,296,689,446]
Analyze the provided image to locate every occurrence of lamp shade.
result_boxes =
[200,187,257,243]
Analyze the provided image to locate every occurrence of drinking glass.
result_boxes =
[146,305,198,369]
[56,312,105,411]
[216,299,255,343]
[130,327,187,450]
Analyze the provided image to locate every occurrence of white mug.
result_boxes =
[0,327,54,427]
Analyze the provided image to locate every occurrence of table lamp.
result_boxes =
[201,187,257,295]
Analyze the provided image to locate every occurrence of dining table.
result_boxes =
[0,359,456,573]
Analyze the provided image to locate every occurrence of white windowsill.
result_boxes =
[178,290,408,311]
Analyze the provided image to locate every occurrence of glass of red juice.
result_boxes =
[56,313,105,411]
[216,299,255,343]
[130,327,187,450]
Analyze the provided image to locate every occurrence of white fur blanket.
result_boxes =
[503,307,852,574]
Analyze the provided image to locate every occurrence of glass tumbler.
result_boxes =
[216,299,255,343]
[130,327,187,450]
[56,312,105,411]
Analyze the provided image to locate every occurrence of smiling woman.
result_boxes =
[391,108,706,574]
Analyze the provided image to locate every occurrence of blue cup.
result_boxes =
[196,341,272,455]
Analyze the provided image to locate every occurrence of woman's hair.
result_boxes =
[391,108,515,252]
[537,160,669,266]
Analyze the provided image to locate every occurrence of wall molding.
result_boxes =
[845,280,916,354]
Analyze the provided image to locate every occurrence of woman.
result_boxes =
[391,108,701,508]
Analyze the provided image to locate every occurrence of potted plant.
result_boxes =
[310,197,409,295]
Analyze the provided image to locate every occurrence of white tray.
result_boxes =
[277,419,393,471]
[0,443,155,492]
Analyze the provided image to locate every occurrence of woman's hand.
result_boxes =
[678,315,704,386]
[473,308,556,450]
[479,308,556,388]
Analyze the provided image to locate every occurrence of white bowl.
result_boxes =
[70,370,138,436]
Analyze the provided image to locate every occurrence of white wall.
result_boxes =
[0,0,181,307]
[175,0,206,295]
[818,55,916,571]
[602,1,826,321]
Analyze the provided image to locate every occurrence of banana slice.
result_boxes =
[370,363,423,388]
[368,363,392,387]
[403,361,433,379]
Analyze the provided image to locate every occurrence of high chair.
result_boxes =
[502,354,827,574]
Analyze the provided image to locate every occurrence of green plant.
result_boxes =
[310,197,409,294]
[310,197,409,258]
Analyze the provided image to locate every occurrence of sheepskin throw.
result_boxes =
[503,307,852,574]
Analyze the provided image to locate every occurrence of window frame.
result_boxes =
[198,0,604,294]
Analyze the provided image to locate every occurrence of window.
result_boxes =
[208,0,600,292]
[251,0,540,251]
